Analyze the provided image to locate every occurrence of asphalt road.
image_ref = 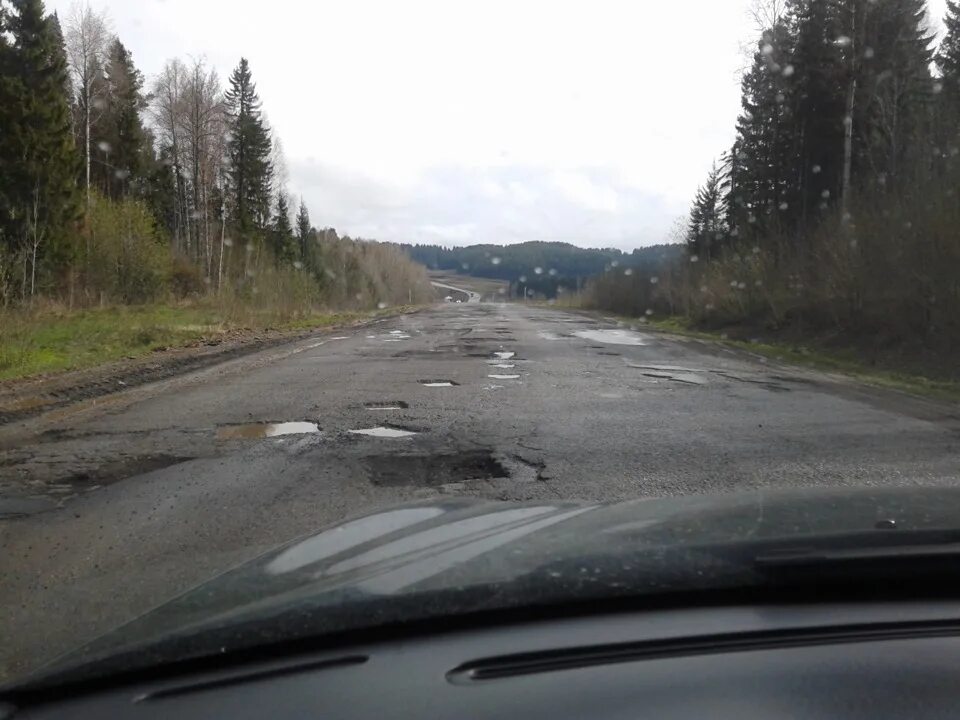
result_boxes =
[2,302,960,681]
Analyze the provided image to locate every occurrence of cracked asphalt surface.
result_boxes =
[2,302,960,681]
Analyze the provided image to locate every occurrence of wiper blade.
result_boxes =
[756,542,960,568]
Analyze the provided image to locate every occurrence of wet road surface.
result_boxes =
[2,302,960,680]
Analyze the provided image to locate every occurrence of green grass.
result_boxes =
[588,311,960,403]
[0,302,404,382]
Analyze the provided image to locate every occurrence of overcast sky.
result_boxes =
[48,0,949,250]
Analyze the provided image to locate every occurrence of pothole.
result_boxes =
[217,422,321,440]
[573,329,650,346]
[349,426,418,438]
[419,380,460,387]
[366,450,509,487]
[364,401,410,410]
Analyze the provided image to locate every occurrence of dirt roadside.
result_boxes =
[0,308,422,428]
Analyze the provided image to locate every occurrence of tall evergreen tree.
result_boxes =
[270,191,295,264]
[0,0,80,297]
[224,57,272,237]
[91,38,149,199]
[687,163,727,261]
[295,198,311,260]
[728,22,800,242]
[850,0,933,188]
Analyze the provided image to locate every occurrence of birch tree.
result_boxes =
[64,1,111,213]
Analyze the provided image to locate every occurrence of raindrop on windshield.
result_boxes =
[821,189,831,199]
[624,268,633,276]
[97,140,111,153]
[812,164,822,174]
[779,201,789,211]
[377,302,388,309]
[650,276,659,284]
[782,64,795,77]
[519,275,527,282]
[223,238,233,247]
[491,257,502,265]
[534,267,543,274]
[690,255,699,263]
[645,309,654,316]
[864,47,875,59]
[834,35,852,48]
[293,260,303,270]
[761,43,774,56]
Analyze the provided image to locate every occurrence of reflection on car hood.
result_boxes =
[20,486,960,689]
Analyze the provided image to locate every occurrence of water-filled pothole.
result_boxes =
[217,422,320,439]
[419,380,460,387]
[350,426,418,438]
[366,450,509,486]
[364,401,410,410]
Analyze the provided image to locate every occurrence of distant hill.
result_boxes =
[400,241,683,299]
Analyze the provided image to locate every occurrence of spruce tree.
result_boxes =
[687,164,727,261]
[93,38,149,199]
[295,198,311,260]
[0,0,80,296]
[270,191,295,264]
[224,58,272,237]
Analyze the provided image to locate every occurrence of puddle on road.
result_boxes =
[489,374,521,380]
[217,422,321,440]
[494,351,516,359]
[420,380,460,387]
[350,426,418,438]
[364,401,410,410]
[330,336,351,341]
[491,363,515,369]
[538,331,563,340]
[573,329,650,346]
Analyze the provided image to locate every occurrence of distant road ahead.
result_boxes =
[430,280,481,303]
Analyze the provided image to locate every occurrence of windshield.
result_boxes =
[1,0,959,689]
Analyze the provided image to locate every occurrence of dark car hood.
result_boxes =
[17,486,960,690]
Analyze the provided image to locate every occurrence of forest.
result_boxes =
[586,0,960,375]
[0,0,432,318]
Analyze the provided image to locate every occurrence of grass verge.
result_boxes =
[0,300,412,382]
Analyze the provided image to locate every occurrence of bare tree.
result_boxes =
[151,58,188,252]
[64,1,111,214]
[181,58,224,273]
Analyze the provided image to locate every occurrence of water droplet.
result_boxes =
[624,268,633,276]
[755,280,763,287]
[519,275,527,282]
[491,257,502,265]
[699,285,708,293]
[293,260,303,270]
[775,93,785,104]
[834,35,852,48]
[812,164,822,174]
[730,280,739,288]
[933,82,944,94]
[752,246,761,254]
[645,309,654,316]
[114,169,130,180]
[690,255,699,263]
[649,276,659,284]
[761,43,774,56]
[705,302,715,310]
[779,201,789,211]
[864,47,875,59]
[97,140,111,153]
[782,64,795,77]
[534,266,543,275]
[738,282,747,290]
[549,268,557,276]
[377,301,388,309]
[223,237,233,247]
[821,189,831,199]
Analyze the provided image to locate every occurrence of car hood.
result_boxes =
[16,486,960,689]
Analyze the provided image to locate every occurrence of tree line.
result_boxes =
[589,0,960,365]
[0,0,430,309]
[404,241,682,299]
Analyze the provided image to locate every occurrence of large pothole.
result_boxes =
[365,450,509,487]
